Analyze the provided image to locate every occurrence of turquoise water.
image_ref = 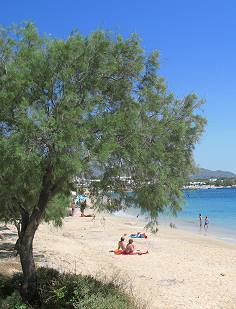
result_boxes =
[178,188,236,231]
[168,188,236,243]
[118,188,236,243]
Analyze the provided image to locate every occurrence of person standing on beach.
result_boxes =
[71,200,76,216]
[80,199,86,216]
[199,213,202,228]
[75,193,87,216]
[204,216,209,230]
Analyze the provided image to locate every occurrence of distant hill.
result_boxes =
[191,168,236,179]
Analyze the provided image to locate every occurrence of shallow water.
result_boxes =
[116,188,236,244]
[173,188,236,243]
[180,188,236,230]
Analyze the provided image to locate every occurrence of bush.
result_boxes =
[0,291,27,309]
[37,267,138,309]
[0,267,142,309]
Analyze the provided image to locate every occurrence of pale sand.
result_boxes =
[32,210,236,309]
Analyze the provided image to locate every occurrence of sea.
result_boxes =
[116,188,236,244]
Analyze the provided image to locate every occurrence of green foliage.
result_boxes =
[214,178,236,187]
[0,272,25,300]
[44,194,70,227]
[0,291,28,309]
[0,22,206,226]
[0,267,142,309]
[37,267,141,309]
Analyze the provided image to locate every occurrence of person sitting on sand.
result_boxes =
[124,239,135,254]
[109,237,126,253]
[118,237,126,250]
[124,239,148,255]
[111,238,149,255]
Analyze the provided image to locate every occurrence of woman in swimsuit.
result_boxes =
[112,238,148,255]
[124,239,135,254]
[109,237,125,254]
[124,239,148,255]
[199,213,202,228]
[118,237,126,250]
[204,216,209,230]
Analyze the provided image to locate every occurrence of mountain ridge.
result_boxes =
[191,168,236,179]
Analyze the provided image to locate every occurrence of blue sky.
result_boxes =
[1,0,236,172]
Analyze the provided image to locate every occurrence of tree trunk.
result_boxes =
[19,231,39,305]
[14,207,29,256]
[17,163,55,305]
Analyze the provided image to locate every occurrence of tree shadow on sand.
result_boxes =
[0,242,15,259]
[0,225,18,242]
[0,226,10,231]
[1,232,17,239]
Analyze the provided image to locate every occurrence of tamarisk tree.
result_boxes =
[0,23,206,303]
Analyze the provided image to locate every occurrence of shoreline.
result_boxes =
[114,211,236,251]
[114,209,236,245]
[183,186,236,190]
[158,217,236,245]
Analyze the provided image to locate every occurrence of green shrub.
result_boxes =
[0,291,28,309]
[36,267,138,309]
[0,267,142,309]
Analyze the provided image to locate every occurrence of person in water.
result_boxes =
[118,237,126,250]
[204,216,209,230]
[199,213,202,228]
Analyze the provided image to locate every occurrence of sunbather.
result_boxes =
[111,238,149,255]
[109,236,125,253]
[118,237,126,250]
[124,239,135,254]
[130,232,147,239]
[123,239,148,255]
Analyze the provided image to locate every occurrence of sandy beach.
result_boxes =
[30,210,236,309]
[1,210,236,309]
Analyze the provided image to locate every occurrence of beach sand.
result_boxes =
[31,211,236,309]
[1,211,236,309]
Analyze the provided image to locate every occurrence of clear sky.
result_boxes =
[1,0,236,172]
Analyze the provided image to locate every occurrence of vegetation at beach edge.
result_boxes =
[0,267,145,309]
